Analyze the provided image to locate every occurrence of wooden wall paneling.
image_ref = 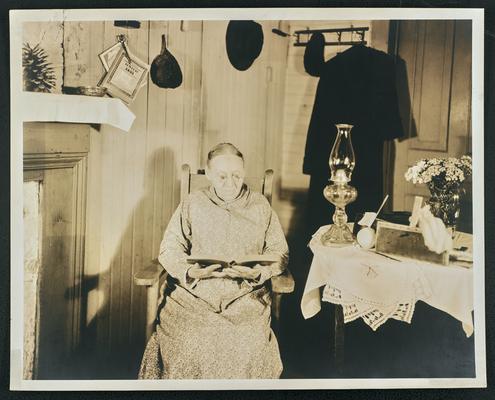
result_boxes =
[262,20,290,210]
[210,20,249,172]
[146,21,170,261]
[449,21,472,154]
[449,20,473,232]
[200,21,232,167]
[97,20,124,361]
[253,21,275,179]
[200,21,268,178]
[280,21,324,190]
[118,21,150,360]
[197,21,215,166]
[62,21,108,364]
[163,21,188,224]
[22,22,64,92]
[180,21,204,173]
[127,20,152,355]
[63,21,106,87]
[142,21,162,271]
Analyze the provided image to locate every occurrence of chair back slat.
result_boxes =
[180,164,273,205]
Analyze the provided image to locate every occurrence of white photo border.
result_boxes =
[9,7,486,391]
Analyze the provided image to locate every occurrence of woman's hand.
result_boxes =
[187,263,225,279]
[224,265,262,280]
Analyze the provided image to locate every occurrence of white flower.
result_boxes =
[405,155,472,186]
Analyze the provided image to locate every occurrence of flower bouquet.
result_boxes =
[405,155,472,230]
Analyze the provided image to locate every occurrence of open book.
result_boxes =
[186,254,280,268]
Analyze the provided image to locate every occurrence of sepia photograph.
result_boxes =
[9,7,486,391]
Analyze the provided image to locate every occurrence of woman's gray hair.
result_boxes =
[207,143,244,166]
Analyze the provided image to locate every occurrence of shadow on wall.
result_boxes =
[64,148,178,380]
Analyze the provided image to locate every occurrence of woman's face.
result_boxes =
[206,154,245,201]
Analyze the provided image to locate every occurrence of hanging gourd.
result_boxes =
[150,34,183,89]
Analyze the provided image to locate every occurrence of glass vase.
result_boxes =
[426,182,464,233]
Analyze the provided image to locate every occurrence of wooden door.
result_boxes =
[392,20,472,231]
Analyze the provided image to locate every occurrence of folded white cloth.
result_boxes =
[21,92,136,131]
[301,225,474,336]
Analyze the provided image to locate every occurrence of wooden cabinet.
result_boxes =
[23,122,90,379]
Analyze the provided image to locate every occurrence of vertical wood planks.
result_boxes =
[98,20,122,359]
[63,21,107,349]
[146,20,169,260]
[262,20,290,210]
[200,21,273,178]
[118,21,150,355]
[163,21,187,234]
[180,21,204,173]
[56,18,290,376]
[63,21,106,87]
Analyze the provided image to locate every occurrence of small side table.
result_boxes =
[301,226,474,374]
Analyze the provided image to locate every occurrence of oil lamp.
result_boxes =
[321,124,358,246]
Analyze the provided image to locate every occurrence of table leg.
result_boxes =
[334,304,344,375]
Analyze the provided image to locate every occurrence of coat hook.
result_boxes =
[272,28,294,38]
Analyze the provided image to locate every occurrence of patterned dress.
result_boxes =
[138,184,289,379]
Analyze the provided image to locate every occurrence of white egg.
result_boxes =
[357,227,376,249]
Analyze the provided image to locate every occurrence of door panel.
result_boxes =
[410,21,454,152]
[392,20,472,224]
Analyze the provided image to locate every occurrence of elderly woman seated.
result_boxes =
[138,143,289,379]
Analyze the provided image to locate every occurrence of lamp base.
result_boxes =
[321,222,355,246]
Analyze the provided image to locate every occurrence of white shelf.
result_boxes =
[20,92,136,132]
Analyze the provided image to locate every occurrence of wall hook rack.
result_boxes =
[272,26,369,47]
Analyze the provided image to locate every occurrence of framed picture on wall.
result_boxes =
[98,41,123,71]
[99,45,149,104]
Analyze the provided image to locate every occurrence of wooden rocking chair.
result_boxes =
[134,164,295,342]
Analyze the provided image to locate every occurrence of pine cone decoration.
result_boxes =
[22,43,56,92]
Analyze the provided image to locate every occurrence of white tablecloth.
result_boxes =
[301,226,474,337]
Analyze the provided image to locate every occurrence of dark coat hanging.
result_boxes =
[303,45,404,235]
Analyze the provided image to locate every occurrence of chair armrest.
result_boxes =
[134,259,166,286]
[271,269,295,294]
